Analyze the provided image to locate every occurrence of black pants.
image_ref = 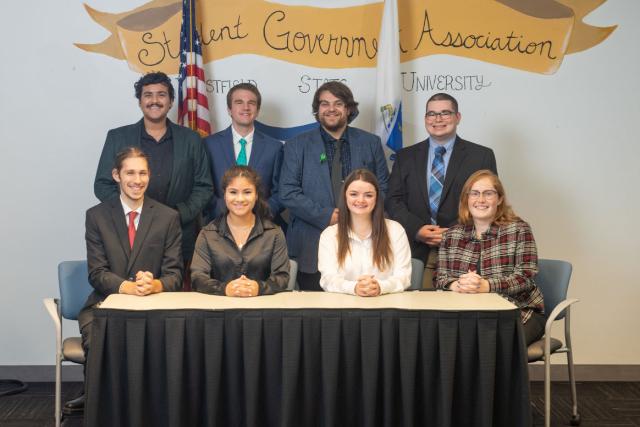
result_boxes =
[523,311,546,345]
[77,305,95,389]
[297,271,322,291]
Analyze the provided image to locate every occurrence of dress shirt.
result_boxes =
[231,126,254,162]
[320,126,351,181]
[426,136,456,186]
[191,216,289,295]
[120,197,142,230]
[434,220,544,323]
[140,124,173,205]
[318,219,411,295]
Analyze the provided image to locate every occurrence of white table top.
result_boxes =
[99,291,517,312]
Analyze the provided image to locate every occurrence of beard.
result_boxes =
[319,114,348,133]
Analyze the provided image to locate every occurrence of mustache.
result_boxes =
[146,103,164,108]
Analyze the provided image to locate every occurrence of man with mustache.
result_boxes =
[279,81,389,291]
[93,72,213,267]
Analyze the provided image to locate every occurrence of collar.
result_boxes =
[141,119,173,143]
[462,223,499,240]
[428,135,456,153]
[320,125,349,144]
[211,215,273,239]
[231,125,254,145]
[347,227,372,243]
[119,196,143,217]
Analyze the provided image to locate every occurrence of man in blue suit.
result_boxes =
[203,83,284,223]
[280,82,389,290]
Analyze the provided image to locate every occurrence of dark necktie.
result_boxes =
[428,146,446,224]
[330,138,343,202]
[128,211,138,249]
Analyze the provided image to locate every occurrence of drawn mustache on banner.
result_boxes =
[75,0,616,75]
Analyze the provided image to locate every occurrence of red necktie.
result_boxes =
[128,211,138,249]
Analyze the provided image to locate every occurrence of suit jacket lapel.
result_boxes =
[441,137,467,203]
[415,140,430,211]
[310,130,334,203]
[248,130,265,169]
[222,126,236,167]
[166,121,185,204]
[109,198,131,259]
[127,119,144,148]
[127,199,155,272]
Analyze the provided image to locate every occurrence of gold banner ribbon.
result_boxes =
[76,0,616,75]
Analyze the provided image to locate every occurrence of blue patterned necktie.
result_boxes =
[428,146,446,224]
[237,138,248,166]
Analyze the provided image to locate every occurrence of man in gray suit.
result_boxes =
[279,82,389,290]
[64,147,182,414]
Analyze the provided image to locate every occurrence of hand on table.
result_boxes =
[354,275,381,297]
[225,275,260,297]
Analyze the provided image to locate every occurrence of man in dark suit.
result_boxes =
[203,83,283,222]
[93,72,213,262]
[64,147,182,414]
[386,93,497,287]
[280,82,389,290]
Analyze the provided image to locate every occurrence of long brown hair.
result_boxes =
[221,165,271,220]
[336,169,392,270]
[458,169,521,225]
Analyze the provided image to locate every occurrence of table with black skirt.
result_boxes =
[85,291,531,427]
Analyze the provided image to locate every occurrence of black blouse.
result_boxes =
[191,216,289,295]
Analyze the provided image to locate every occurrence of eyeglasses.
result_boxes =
[468,190,498,200]
[425,110,455,120]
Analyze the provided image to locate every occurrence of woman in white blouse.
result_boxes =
[318,169,412,296]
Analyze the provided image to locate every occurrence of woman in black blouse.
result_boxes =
[191,165,289,296]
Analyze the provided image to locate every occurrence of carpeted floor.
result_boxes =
[1,381,639,426]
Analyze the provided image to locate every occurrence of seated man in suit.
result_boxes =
[203,83,284,223]
[64,147,183,414]
[93,72,213,264]
[279,81,389,291]
[386,93,498,287]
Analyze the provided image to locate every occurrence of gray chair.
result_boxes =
[528,259,580,427]
[409,258,425,290]
[43,260,93,427]
[287,259,298,290]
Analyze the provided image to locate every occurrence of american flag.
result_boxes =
[177,0,212,137]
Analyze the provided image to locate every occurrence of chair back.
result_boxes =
[535,259,573,321]
[58,260,93,320]
[409,258,425,290]
[287,259,298,291]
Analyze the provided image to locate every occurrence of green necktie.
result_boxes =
[237,138,248,166]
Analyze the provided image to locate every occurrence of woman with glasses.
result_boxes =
[434,169,545,344]
[318,169,411,296]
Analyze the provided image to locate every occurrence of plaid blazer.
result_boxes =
[435,220,544,323]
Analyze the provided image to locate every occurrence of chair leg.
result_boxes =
[544,356,551,427]
[565,314,580,425]
[55,356,62,427]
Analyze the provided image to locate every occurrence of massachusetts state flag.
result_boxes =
[177,0,212,137]
[373,0,402,159]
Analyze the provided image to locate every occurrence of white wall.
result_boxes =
[0,1,637,366]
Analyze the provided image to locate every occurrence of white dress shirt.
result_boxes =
[120,196,142,230]
[231,126,254,162]
[318,219,412,295]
